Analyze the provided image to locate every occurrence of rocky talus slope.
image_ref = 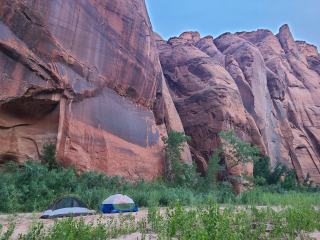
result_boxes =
[156,25,320,183]
[0,0,191,180]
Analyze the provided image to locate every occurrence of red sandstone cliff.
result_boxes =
[156,26,320,183]
[0,0,191,180]
[1,0,320,185]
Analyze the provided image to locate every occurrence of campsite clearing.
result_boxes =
[0,208,159,239]
[2,207,320,239]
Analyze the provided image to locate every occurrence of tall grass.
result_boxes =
[17,214,137,240]
[146,201,320,239]
[238,188,320,207]
[14,201,320,239]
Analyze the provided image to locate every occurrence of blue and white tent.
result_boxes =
[99,194,138,213]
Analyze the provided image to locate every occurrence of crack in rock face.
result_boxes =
[156,25,320,185]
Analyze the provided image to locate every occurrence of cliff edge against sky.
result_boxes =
[0,0,191,180]
[0,0,320,184]
[156,25,320,183]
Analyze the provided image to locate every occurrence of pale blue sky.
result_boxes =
[146,0,320,48]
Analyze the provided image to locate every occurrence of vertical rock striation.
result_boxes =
[156,25,320,183]
[155,32,265,177]
[0,0,191,180]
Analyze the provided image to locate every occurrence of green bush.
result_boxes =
[253,155,271,183]
[42,142,61,171]
[253,155,314,191]
[146,200,320,239]
[0,160,132,212]
[1,131,319,215]
[18,214,137,240]
[218,130,260,183]
[162,131,199,188]
[0,222,16,240]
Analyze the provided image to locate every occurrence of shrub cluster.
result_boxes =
[0,160,238,213]
[252,155,315,193]
[0,130,319,215]
[0,160,132,213]
[146,200,320,239]
[16,214,137,240]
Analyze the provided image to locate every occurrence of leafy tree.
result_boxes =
[218,130,261,183]
[302,172,314,189]
[253,155,271,183]
[162,131,198,188]
[254,157,290,186]
[204,150,223,191]
[254,155,295,189]
[266,161,287,185]
[281,168,297,190]
[253,155,316,191]
[253,156,289,187]
[42,142,61,171]
[3,161,19,175]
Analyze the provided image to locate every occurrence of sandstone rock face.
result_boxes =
[0,0,191,180]
[156,33,265,177]
[1,0,319,185]
[156,25,320,183]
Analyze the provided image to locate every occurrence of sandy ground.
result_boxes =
[0,208,166,239]
[1,208,320,239]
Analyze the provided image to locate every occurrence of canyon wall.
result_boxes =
[156,25,320,183]
[1,0,320,184]
[0,0,191,180]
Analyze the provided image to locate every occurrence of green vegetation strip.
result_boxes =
[1,130,320,239]
[1,201,320,239]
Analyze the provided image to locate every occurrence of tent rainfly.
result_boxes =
[40,195,92,219]
[100,194,138,213]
